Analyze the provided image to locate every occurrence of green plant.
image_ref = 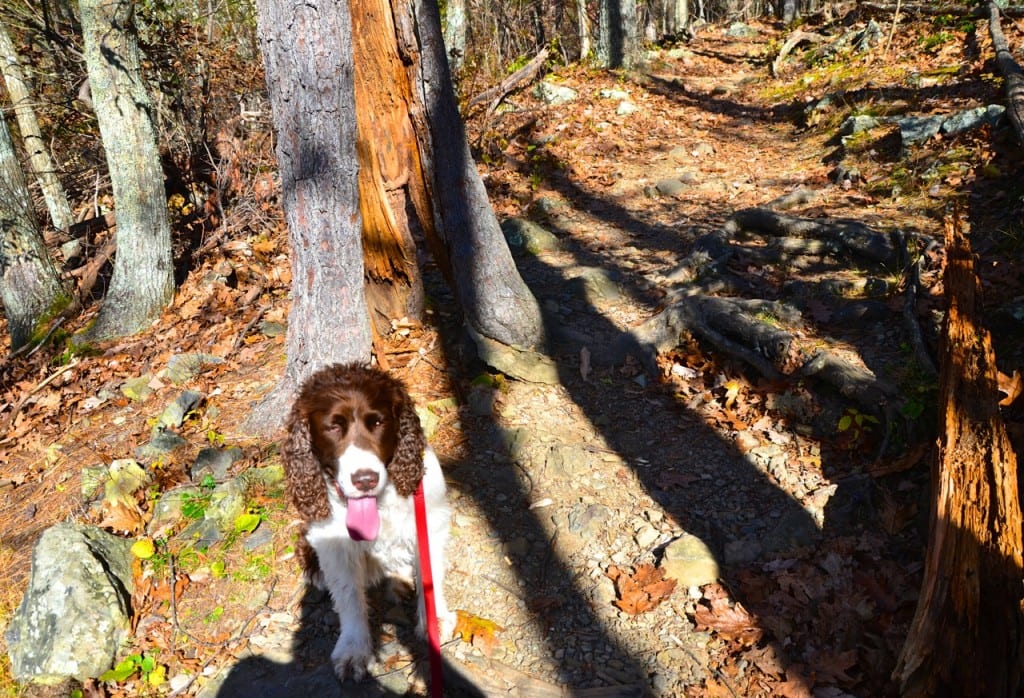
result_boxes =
[919,32,954,52]
[180,475,217,520]
[838,407,879,447]
[100,652,166,688]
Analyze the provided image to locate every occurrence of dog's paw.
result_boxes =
[439,608,457,640]
[330,632,374,682]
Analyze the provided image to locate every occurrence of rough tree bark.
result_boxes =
[0,23,75,232]
[596,0,640,69]
[0,112,70,350]
[352,0,430,336]
[80,0,174,340]
[245,0,371,434]
[395,0,545,362]
[894,213,1024,697]
[441,0,467,73]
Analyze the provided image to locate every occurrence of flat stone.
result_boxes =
[662,533,719,588]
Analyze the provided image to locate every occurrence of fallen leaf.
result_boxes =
[580,346,592,381]
[454,610,502,656]
[693,590,763,646]
[607,563,677,615]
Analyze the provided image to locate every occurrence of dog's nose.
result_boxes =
[351,469,379,493]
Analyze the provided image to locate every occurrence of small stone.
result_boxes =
[662,533,720,588]
[635,524,660,549]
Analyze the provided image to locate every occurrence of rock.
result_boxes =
[725,22,757,38]
[761,508,820,555]
[533,80,578,105]
[655,178,687,197]
[6,524,134,682]
[662,533,719,588]
[898,114,945,146]
[415,405,441,440]
[164,354,224,384]
[599,88,630,100]
[616,101,639,116]
[120,376,153,402]
[134,430,188,461]
[500,217,560,254]
[155,390,204,431]
[148,486,200,537]
[941,104,1005,136]
[577,267,622,303]
[838,114,880,137]
[191,447,244,481]
[545,443,591,479]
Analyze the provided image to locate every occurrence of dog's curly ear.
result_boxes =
[282,408,331,521]
[389,396,425,497]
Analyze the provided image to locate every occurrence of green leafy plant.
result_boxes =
[838,407,879,448]
[100,652,166,687]
[180,474,217,520]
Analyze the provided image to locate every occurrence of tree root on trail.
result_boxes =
[988,1,1024,144]
[726,207,899,266]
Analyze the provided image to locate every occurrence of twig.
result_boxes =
[884,0,903,57]
[232,305,267,352]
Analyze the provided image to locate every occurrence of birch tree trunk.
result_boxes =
[246,0,371,433]
[81,0,174,340]
[0,112,70,350]
[0,23,75,232]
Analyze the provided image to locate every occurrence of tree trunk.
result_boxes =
[395,0,544,354]
[442,0,467,74]
[246,0,371,434]
[80,0,174,340]
[894,213,1024,697]
[665,0,689,37]
[0,23,75,232]
[352,0,429,335]
[988,1,1024,144]
[577,0,592,59]
[596,0,641,69]
[0,112,70,350]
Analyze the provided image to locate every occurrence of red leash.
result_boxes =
[414,481,443,697]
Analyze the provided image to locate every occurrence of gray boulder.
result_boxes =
[6,523,133,683]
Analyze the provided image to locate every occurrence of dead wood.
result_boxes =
[988,1,1024,144]
[771,30,826,76]
[895,212,1024,697]
[727,208,897,266]
[467,47,550,117]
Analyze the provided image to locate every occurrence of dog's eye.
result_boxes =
[365,414,383,430]
[326,416,347,433]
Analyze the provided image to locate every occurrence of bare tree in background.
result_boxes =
[0,111,69,350]
[0,21,74,232]
[80,0,174,340]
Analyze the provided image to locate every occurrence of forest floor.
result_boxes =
[3,9,1024,698]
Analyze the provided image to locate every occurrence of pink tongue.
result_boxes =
[346,497,380,541]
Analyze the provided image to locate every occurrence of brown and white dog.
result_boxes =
[282,363,453,681]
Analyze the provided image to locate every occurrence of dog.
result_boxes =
[282,363,453,681]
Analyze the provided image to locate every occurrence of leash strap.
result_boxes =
[414,481,443,697]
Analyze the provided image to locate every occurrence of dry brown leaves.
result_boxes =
[606,563,677,615]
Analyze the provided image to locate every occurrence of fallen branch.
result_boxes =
[771,30,826,76]
[467,47,550,116]
[988,1,1024,144]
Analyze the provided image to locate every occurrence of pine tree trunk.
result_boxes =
[0,23,75,232]
[0,113,69,350]
[80,0,174,340]
[245,0,371,434]
[352,0,429,335]
[894,213,1024,697]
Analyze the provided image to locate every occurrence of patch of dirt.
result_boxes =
[4,14,1024,698]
